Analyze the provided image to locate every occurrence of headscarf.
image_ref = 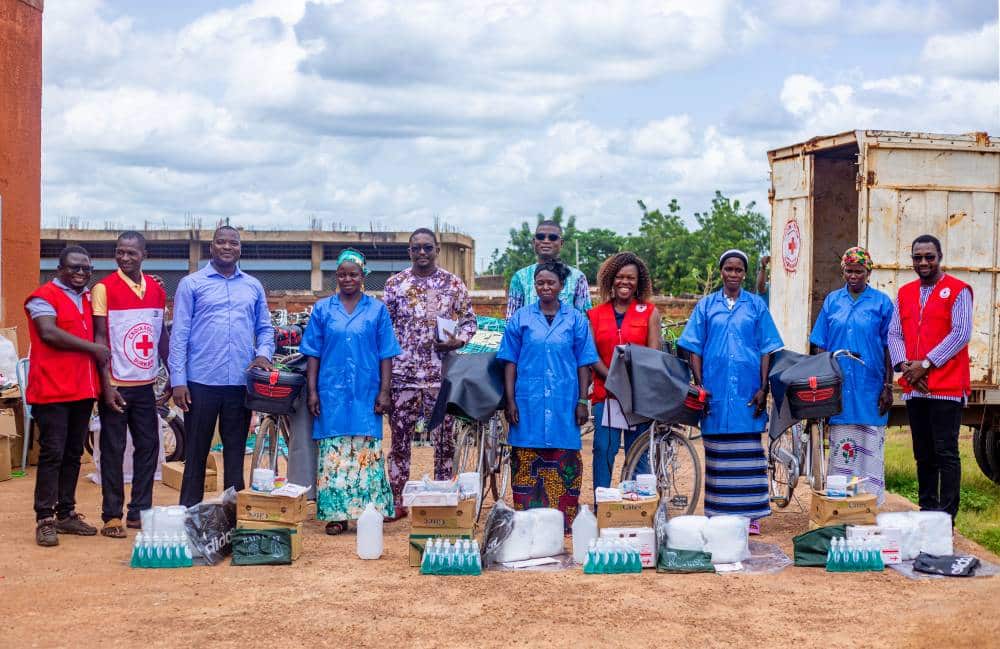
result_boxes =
[336,248,370,276]
[718,249,749,270]
[841,246,873,272]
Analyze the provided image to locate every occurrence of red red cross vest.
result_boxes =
[97,272,166,383]
[587,300,656,403]
[23,282,99,405]
[897,273,972,397]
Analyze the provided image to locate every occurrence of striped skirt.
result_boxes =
[702,432,771,520]
[827,424,886,506]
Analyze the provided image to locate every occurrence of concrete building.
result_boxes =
[0,0,43,352]
[40,228,476,295]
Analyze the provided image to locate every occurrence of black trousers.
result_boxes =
[179,382,250,507]
[32,399,95,521]
[906,397,963,518]
[98,384,159,523]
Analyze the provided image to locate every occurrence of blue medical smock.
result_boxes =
[678,290,783,434]
[497,302,599,450]
[299,294,401,440]
[809,285,893,426]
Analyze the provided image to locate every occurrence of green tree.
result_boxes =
[573,228,626,281]
[628,198,691,294]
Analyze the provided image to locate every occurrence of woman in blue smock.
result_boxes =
[810,246,894,504]
[678,249,783,534]
[300,249,402,535]
[498,261,599,533]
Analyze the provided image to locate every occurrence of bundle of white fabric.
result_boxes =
[702,515,751,564]
[496,508,565,563]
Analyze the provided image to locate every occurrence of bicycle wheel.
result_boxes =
[486,414,511,503]
[451,418,486,519]
[251,415,289,477]
[621,423,702,516]
[767,427,797,508]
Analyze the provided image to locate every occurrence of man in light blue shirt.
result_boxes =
[169,226,274,506]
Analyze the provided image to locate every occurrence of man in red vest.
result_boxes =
[888,234,973,518]
[24,246,110,546]
[91,231,170,538]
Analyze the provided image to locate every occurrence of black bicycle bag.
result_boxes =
[245,367,306,415]
[777,353,843,420]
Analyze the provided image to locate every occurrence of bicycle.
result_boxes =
[451,411,511,522]
[767,349,863,508]
[619,421,702,516]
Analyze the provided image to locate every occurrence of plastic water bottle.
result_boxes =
[357,503,384,560]
[572,505,598,564]
[630,544,643,572]
[871,539,884,571]
[850,539,862,572]
[471,540,483,576]
[583,539,597,574]
[827,537,842,572]
[180,534,194,568]
[130,532,144,568]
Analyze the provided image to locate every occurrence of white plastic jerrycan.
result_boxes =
[571,504,598,564]
[356,503,384,560]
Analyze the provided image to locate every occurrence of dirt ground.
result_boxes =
[2,434,998,649]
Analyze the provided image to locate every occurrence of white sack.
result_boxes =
[876,512,921,560]
[911,511,953,556]
[703,515,750,564]
[666,515,708,551]
[497,508,565,563]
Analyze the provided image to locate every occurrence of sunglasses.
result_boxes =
[535,233,560,242]
[911,254,938,262]
[409,244,435,254]
[64,264,94,274]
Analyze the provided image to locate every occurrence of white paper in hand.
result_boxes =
[600,398,633,430]
[436,316,457,342]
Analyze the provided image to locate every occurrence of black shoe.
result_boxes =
[36,518,59,547]
[55,512,98,536]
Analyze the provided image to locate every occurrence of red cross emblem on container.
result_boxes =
[123,322,156,370]
[782,219,801,273]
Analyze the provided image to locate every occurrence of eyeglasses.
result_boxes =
[535,233,560,242]
[409,244,435,254]
[911,254,938,262]
[64,265,94,274]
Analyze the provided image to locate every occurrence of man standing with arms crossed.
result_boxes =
[506,220,592,318]
[91,231,169,538]
[888,234,973,519]
[25,246,108,546]
[169,226,274,507]
[384,228,477,520]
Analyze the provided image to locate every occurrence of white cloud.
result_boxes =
[921,22,999,80]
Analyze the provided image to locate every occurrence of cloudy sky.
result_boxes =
[42,0,999,268]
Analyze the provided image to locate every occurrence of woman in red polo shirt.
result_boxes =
[588,252,661,491]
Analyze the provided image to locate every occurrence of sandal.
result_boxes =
[101,519,127,539]
[384,506,408,523]
[748,519,761,535]
[325,521,349,535]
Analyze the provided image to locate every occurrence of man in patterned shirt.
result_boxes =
[383,228,477,519]
[888,234,973,519]
[505,220,592,319]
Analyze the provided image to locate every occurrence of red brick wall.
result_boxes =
[0,0,43,352]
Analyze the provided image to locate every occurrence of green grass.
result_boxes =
[884,427,1000,555]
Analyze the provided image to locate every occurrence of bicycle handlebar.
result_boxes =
[832,349,865,365]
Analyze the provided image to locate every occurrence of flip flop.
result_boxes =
[101,519,127,539]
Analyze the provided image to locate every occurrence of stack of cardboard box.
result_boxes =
[407,498,477,567]
[236,489,308,561]
[596,496,659,568]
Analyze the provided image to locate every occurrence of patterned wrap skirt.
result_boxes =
[511,447,583,533]
[316,436,395,522]
[702,432,771,520]
[827,424,886,506]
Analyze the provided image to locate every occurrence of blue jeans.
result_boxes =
[592,401,651,491]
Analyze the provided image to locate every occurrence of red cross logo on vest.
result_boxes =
[123,322,156,370]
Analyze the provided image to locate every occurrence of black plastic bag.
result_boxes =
[481,500,516,567]
[184,487,238,565]
[913,553,981,577]
[232,528,293,566]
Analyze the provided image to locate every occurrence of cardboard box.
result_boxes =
[847,525,903,565]
[408,526,475,567]
[238,519,303,561]
[237,488,308,524]
[600,526,657,568]
[409,498,477,530]
[810,491,877,527]
[161,460,217,492]
[0,408,18,478]
[596,496,659,530]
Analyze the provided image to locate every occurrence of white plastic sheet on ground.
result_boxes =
[889,559,1000,580]
[713,541,792,575]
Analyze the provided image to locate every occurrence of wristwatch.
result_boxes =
[921,359,932,370]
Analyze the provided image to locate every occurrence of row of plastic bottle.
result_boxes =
[420,538,482,576]
[826,537,884,572]
[583,539,642,574]
[130,532,194,568]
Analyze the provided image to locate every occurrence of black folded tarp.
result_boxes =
[429,351,506,430]
[604,343,695,427]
